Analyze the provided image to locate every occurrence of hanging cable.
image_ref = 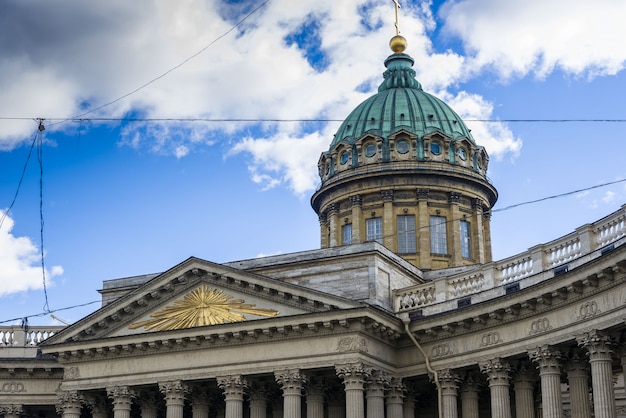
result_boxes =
[36,119,50,313]
[48,0,270,127]
[0,127,39,230]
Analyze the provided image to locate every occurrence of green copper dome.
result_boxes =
[330,53,474,149]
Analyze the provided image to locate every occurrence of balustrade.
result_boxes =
[395,204,626,315]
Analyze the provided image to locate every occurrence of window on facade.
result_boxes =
[342,224,352,245]
[396,140,410,154]
[430,215,448,254]
[460,220,471,258]
[366,217,383,243]
[365,143,377,157]
[430,142,441,155]
[397,215,416,253]
[340,150,350,165]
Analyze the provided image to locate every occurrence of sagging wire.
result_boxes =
[36,119,50,313]
[0,125,39,230]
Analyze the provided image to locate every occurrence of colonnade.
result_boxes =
[433,329,621,418]
[53,365,409,418]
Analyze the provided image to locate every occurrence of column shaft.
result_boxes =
[107,387,135,418]
[480,359,512,418]
[337,363,370,418]
[276,370,306,418]
[218,376,247,418]
[577,331,616,418]
[160,381,188,418]
[529,346,562,418]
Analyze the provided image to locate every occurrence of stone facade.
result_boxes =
[1,204,625,418]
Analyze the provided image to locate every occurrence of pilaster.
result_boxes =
[351,195,363,244]
[382,190,395,250]
[448,192,461,264]
[417,189,431,269]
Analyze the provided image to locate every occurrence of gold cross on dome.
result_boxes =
[393,0,401,35]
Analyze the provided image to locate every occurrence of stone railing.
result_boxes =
[395,204,626,314]
[0,325,64,347]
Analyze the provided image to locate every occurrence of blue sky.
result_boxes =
[1,0,625,325]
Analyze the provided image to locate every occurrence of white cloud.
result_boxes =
[7,0,608,198]
[440,0,626,80]
[0,213,63,297]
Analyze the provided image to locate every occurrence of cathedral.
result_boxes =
[2,30,626,418]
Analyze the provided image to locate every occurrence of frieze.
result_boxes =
[337,337,368,353]
[576,300,600,320]
[0,381,26,393]
[529,318,551,335]
[431,343,452,358]
[480,332,502,347]
[64,366,80,380]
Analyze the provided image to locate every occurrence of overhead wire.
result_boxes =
[36,119,50,312]
[0,125,39,229]
[48,0,270,128]
[4,117,626,124]
[0,177,624,325]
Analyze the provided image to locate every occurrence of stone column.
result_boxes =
[529,346,563,418]
[327,383,346,418]
[85,394,110,418]
[480,358,512,418]
[577,330,616,418]
[248,385,268,418]
[448,192,461,264]
[566,353,591,418]
[217,375,247,418]
[107,386,135,418]
[366,370,387,418]
[190,387,210,418]
[135,391,159,418]
[306,378,325,418]
[57,391,83,418]
[386,378,404,418]
[1,405,23,418]
[439,369,460,418]
[336,362,371,418]
[351,195,363,244]
[460,374,480,418]
[159,381,188,418]
[382,190,395,250]
[513,364,536,418]
[403,383,417,418]
[417,189,431,269]
[276,369,306,418]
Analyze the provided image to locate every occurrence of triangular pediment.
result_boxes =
[43,257,361,345]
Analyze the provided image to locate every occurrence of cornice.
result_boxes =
[407,256,626,343]
[44,265,361,345]
[43,307,403,363]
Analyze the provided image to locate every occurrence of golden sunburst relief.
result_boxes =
[129,285,280,331]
